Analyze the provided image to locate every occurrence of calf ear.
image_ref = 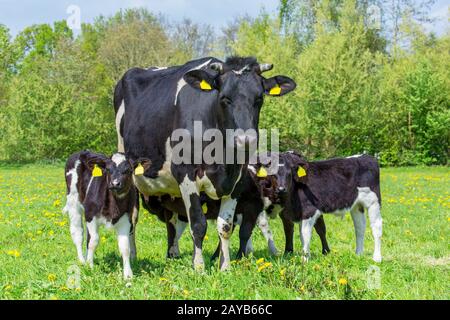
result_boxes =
[263,76,296,96]
[183,70,217,92]
[84,153,108,171]
[293,162,309,185]
[131,158,152,176]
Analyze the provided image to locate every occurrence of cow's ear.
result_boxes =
[84,153,108,174]
[263,76,296,96]
[183,70,217,92]
[130,158,152,176]
[293,161,309,185]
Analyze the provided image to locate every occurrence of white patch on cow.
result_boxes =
[262,197,272,209]
[116,100,125,153]
[217,196,238,271]
[256,211,278,256]
[114,214,133,279]
[174,59,212,105]
[247,165,257,174]
[63,160,85,264]
[150,66,167,71]
[346,154,362,158]
[232,65,249,75]
[112,153,126,166]
[133,138,180,197]
[195,174,219,200]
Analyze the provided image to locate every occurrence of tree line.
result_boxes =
[0,0,448,165]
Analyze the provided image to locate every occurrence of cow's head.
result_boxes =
[183,57,296,150]
[86,153,151,196]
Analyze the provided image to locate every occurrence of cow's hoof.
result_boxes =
[373,254,382,263]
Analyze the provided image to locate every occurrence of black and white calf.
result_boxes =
[266,152,382,262]
[63,151,150,279]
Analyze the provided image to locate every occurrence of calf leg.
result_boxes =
[85,218,100,267]
[217,196,238,271]
[281,214,294,254]
[115,215,133,279]
[256,211,278,256]
[67,199,85,264]
[300,211,321,261]
[314,215,330,254]
[130,205,139,261]
[368,202,382,262]
[236,215,256,259]
[350,206,366,256]
[167,213,188,258]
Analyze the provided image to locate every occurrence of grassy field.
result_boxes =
[0,165,448,300]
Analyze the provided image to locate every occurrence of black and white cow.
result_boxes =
[114,56,296,270]
[63,151,151,279]
[261,151,382,262]
[141,167,279,261]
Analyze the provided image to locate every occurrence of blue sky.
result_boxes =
[0,0,448,37]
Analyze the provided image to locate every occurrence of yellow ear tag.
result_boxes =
[257,167,268,178]
[269,84,281,95]
[202,203,208,214]
[297,166,307,178]
[92,164,102,177]
[199,80,212,90]
[134,163,144,176]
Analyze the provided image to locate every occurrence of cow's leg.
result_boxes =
[350,206,366,256]
[67,199,85,264]
[217,196,238,271]
[85,218,100,267]
[314,215,330,255]
[180,177,206,271]
[130,205,139,261]
[256,211,278,256]
[367,202,382,262]
[115,214,133,279]
[281,214,294,255]
[300,211,321,262]
[167,213,188,258]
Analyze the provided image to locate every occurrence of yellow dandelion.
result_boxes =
[4,284,12,291]
[53,199,61,207]
[204,235,209,241]
[159,277,169,282]
[256,258,265,265]
[48,230,54,236]
[183,289,190,297]
[338,278,348,285]
[6,249,21,258]
[49,295,58,300]
[299,285,305,293]
[48,274,57,282]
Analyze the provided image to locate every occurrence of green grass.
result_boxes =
[0,165,448,300]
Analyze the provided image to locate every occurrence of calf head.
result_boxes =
[275,151,309,196]
[183,57,296,151]
[85,152,151,196]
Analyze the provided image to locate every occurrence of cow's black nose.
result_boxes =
[278,187,286,193]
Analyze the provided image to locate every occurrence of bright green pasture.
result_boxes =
[0,165,448,299]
